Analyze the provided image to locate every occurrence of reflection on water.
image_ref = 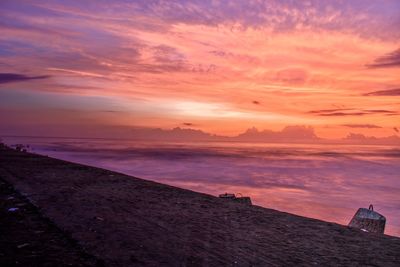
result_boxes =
[4,137,400,236]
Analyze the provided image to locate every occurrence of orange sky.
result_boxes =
[0,1,399,139]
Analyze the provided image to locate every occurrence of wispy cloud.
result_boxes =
[364,88,400,96]
[310,109,398,117]
[342,124,382,128]
[0,73,49,84]
[367,48,400,68]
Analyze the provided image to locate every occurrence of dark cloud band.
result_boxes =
[0,73,50,84]
[364,88,400,96]
[366,48,400,68]
[342,124,382,128]
[309,108,398,117]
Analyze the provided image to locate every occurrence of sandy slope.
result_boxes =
[0,147,399,266]
[0,177,102,267]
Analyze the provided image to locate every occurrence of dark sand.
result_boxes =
[0,177,102,267]
[1,146,400,266]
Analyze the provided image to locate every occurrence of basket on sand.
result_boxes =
[218,193,252,205]
[348,204,386,234]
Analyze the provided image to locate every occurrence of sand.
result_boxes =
[1,146,400,266]
[0,177,102,267]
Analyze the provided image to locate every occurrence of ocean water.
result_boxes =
[3,137,400,236]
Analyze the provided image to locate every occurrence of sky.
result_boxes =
[0,0,399,139]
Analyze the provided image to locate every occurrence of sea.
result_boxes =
[3,136,400,236]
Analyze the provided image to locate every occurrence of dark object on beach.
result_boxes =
[0,139,7,149]
[219,193,236,199]
[219,193,252,205]
[348,204,386,234]
[15,144,28,152]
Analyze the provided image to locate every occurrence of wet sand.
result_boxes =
[0,146,399,266]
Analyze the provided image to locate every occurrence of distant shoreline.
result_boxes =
[2,134,399,146]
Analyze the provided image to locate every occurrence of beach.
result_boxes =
[1,146,400,266]
[4,137,400,236]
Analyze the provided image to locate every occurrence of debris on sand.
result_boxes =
[219,192,252,205]
[17,243,30,249]
[8,207,19,212]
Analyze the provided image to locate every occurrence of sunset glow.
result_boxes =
[2,1,400,252]
[0,1,399,139]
